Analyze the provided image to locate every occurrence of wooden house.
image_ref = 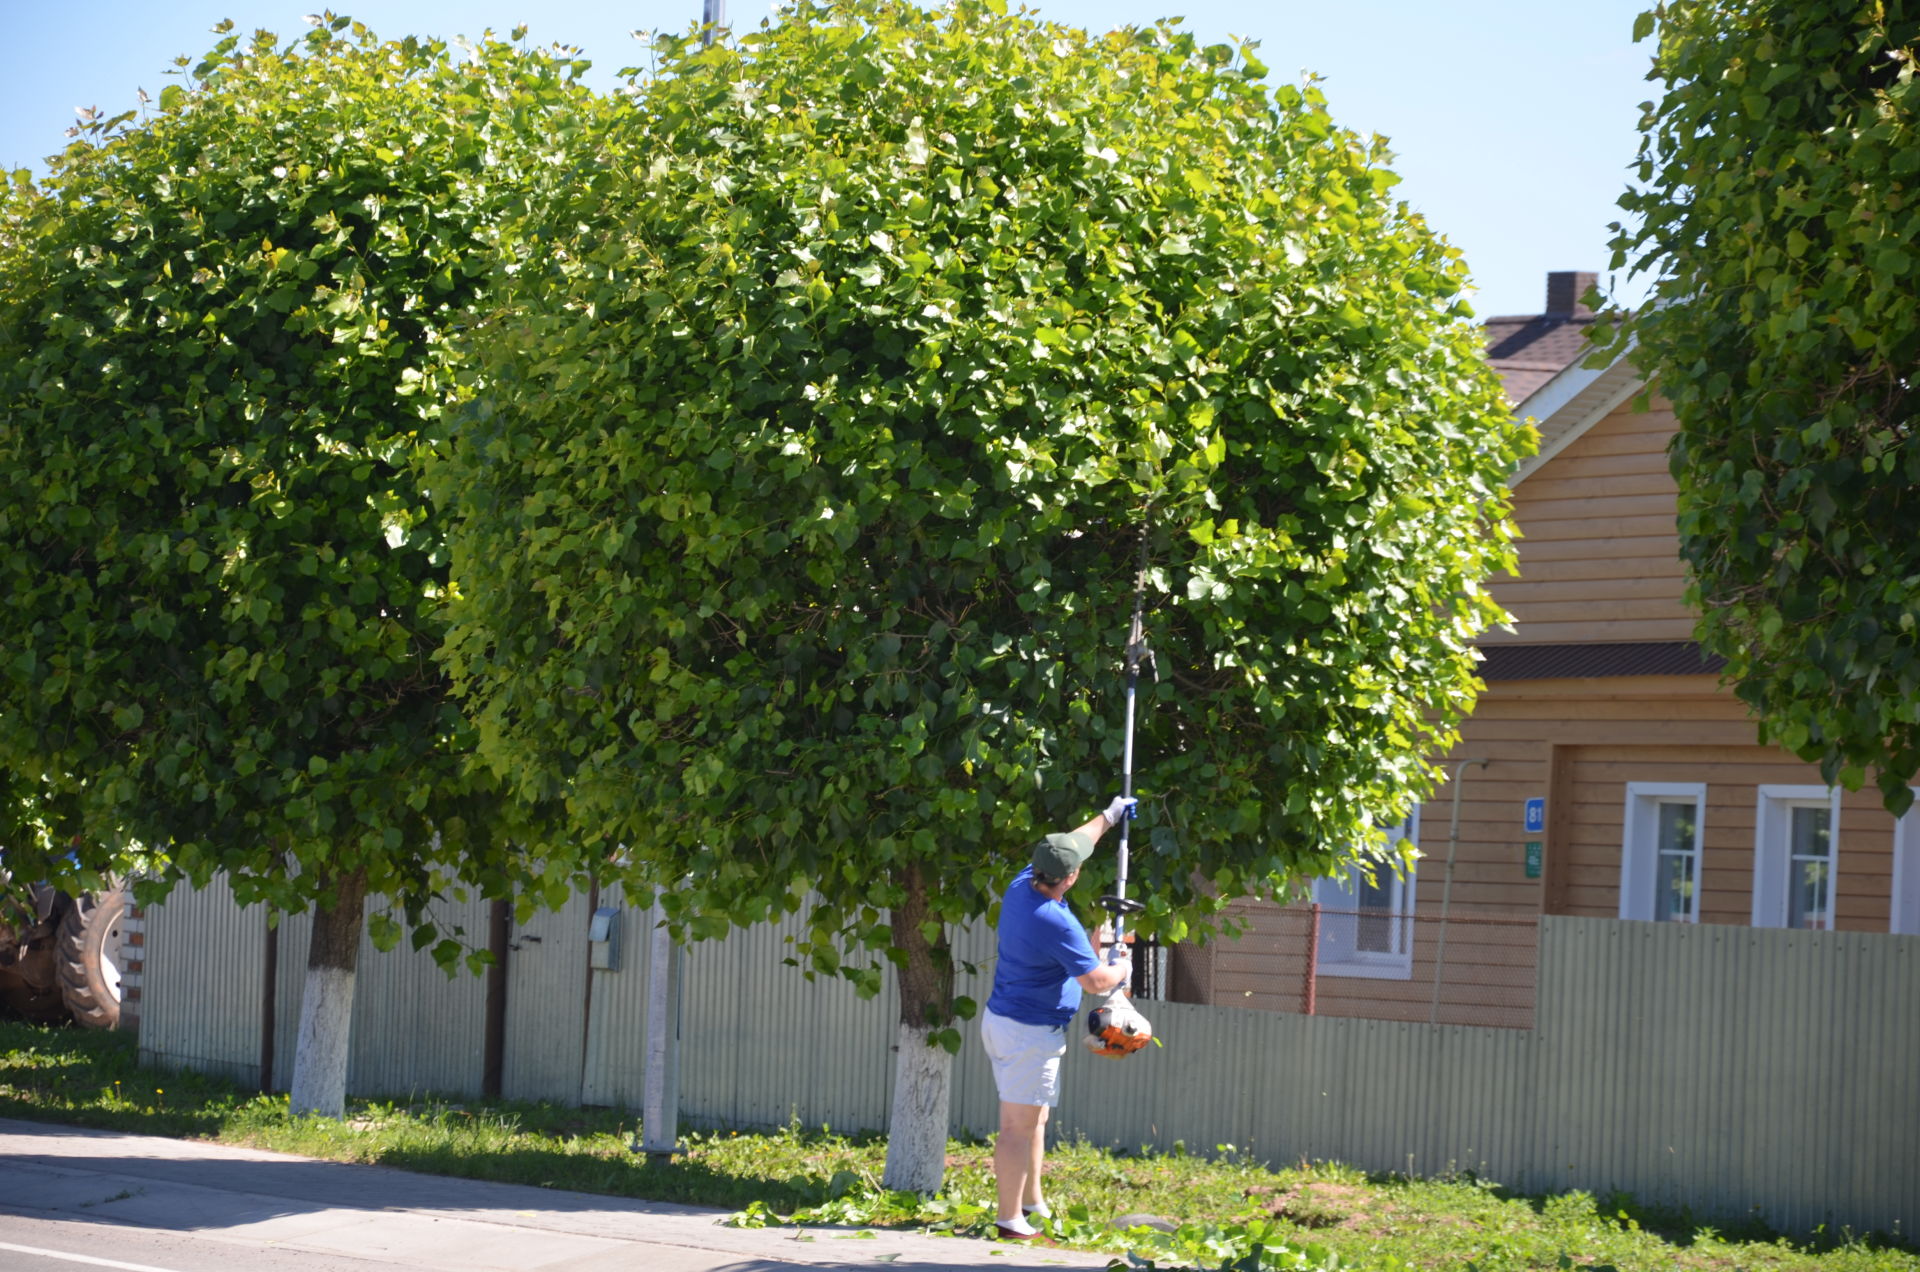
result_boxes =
[1168,272,1920,1026]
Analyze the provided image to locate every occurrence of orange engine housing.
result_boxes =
[1083,993,1153,1059]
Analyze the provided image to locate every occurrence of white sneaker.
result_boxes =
[994,1214,1041,1240]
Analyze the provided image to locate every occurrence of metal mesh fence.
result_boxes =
[1176,906,1539,1030]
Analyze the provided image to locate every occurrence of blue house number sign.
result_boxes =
[1523,798,1546,834]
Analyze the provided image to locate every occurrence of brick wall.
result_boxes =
[119,906,143,1033]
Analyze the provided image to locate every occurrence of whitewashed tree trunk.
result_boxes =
[289,963,356,1117]
[289,869,367,1118]
[881,864,955,1194]
[882,1019,953,1194]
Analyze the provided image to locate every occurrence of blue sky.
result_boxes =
[1,1,1656,319]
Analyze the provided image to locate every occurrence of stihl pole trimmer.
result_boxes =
[1084,525,1154,1059]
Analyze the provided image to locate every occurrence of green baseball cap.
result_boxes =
[1031,830,1093,880]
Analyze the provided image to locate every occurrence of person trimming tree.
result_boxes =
[981,794,1136,1240]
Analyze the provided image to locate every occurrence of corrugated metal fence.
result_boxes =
[140,891,1919,1237]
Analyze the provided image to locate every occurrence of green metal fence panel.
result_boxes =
[498,889,594,1104]
[265,904,310,1095]
[139,877,265,1088]
[1532,918,1920,1237]
[346,892,491,1101]
[137,893,1919,1237]
[676,909,906,1134]
[579,883,653,1110]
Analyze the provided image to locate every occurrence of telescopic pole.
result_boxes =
[1108,527,1151,961]
[1083,521,1157,1057]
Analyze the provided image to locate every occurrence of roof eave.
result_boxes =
[1509,334,1645,486]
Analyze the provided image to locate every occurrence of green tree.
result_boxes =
[1604,1,1920,813]
[0,16,602,1113]
[437,0,1528,1190]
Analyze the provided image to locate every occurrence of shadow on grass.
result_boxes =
[363,1140,839,1213]
[1350,1163,1914,1260]
[0,1019,859,1216]
[1585,1189,1916,1260]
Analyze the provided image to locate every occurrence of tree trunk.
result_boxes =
[289,867,368,1118]
[881,864,954,1195]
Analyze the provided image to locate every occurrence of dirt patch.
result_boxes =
[1244,1184,1484,1243]
[1246,1182,1379,1231]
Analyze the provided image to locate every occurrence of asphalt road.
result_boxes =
[0,1210,399,1271]
[0,1118,1111,1272]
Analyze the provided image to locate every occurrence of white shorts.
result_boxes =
[981,1008,1069,1107]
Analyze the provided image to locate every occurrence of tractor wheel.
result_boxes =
[56,885,130,1030]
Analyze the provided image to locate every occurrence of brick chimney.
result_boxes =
[1545,270,1599,318]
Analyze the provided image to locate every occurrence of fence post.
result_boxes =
[1304,903,1320,1016]
[482,900,509,1098]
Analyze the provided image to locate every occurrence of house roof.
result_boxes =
[1484,315,1602,404]
[1481,270,1645,486]
[1482,271,1604,407]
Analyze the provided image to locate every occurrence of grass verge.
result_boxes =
[0,1020,1911,1271]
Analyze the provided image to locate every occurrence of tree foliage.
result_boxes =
[439,0,1527,969]
[1605,1,1920,813]
[0,16,601,943]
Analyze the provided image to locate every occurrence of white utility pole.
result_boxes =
[638,889,682,1158]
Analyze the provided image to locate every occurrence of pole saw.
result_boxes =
[1084,524,1155,1060]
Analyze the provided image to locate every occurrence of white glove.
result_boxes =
[1103,795,1137,828]
[1105,957,1134,987]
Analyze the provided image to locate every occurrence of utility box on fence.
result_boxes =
[588,906,621,971]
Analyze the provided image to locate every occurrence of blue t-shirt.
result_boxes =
[987,866,1100,1026]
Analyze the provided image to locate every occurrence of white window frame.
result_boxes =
[1893,790,1920,936]
[1312,811,1420,980]
[1620,782,1706,922]
[1752,785,1842,930]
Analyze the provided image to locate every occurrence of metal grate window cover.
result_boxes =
[1125,935,1170,1002]
[1189,907,1540,1031]
[1477,640,1727,682]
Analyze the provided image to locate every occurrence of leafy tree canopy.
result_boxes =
[439,0,1529,974]
[0,14,603,949]
[1604,1,1920,814]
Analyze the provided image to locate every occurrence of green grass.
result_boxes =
[0,1020,1911,1271]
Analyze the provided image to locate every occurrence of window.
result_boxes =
[1753,786,1841,930]
[1620,783,1705,922]
[1312,812,1419,979]
[1892,792,1919,936]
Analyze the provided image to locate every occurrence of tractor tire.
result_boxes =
[56,885,130,1030]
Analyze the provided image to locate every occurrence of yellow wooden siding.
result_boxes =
[1186,677,1907,1016]
[1197,896,1537,1027]
[1556,748,1896,930]
[1450,682,1899,930]
[1486,401,1696,644]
